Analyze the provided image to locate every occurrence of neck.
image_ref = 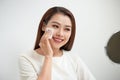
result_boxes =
[53,48,63,57]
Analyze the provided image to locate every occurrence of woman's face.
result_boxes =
[44,13,72,49]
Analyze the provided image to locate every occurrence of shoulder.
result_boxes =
[19,50,40,63]
[19,50,44,64]
[64,50,90,69]
[19,50,34,63]
[19,50,34,59]
[65,51,96,80]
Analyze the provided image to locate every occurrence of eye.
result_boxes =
[65,28,71,31]
[52,25,59,28]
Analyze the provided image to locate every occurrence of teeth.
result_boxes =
[54,38,62,42]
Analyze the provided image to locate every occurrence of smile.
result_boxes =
[53,37,63,43]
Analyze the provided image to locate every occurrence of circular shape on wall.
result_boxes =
[106,31,120,64]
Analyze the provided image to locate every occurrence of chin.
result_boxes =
[52,44,64,49]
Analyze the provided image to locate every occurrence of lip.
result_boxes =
[53,37,64,43]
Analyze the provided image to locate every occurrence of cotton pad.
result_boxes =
[46,28,54,39]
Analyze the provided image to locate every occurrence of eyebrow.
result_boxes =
[51,21,72,28]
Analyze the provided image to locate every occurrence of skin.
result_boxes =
[36,13,72,80]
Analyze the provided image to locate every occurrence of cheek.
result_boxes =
[68,31,72,37]
[66,33,71,40]
[52,30,57,36]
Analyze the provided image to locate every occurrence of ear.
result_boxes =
[42,23,46,31]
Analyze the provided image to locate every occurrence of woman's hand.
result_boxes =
[39,29,53,57]
[37,29,53,80]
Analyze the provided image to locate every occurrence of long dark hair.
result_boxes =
[34,6,76,51]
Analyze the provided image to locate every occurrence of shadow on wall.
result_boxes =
[105,31,120,64]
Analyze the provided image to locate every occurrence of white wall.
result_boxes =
[0,0,120,80]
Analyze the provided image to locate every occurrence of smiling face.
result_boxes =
[44,13,72,49]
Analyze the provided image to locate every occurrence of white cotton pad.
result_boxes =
[46,28,54,39]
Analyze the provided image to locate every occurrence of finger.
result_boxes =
[40,32,50,47]
[45,28,53,39]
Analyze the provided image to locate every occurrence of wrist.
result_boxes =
[45,55,53,59]
[44,56,52,63]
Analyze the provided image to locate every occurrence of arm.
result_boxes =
[37,56,52,80]
[19,56,38,80]
[19,54,53,80]
[19,28,53,80]
[37,28,53,80]
[76,57,96,80]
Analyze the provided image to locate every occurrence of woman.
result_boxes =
[19,6,96,80]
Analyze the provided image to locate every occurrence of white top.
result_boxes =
[19,50,96,80]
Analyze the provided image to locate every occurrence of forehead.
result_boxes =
[48,13,72,26]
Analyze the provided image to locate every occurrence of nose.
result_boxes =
[56,29,64,37]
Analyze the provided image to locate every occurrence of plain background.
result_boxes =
[0,0,120,80]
